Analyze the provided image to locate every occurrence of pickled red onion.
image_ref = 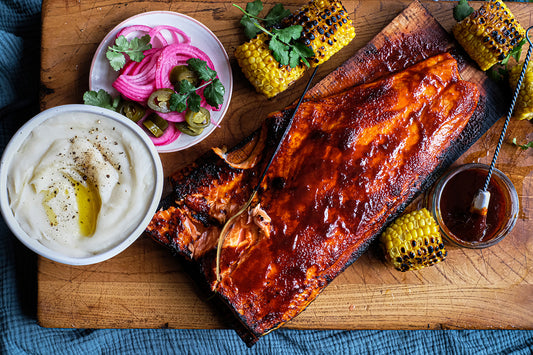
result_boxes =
[116,25,152,38]
[149,25,191,46]
[111,24,220,146]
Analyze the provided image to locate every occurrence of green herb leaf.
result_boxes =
[502,38,526,66]
[288,49,301,68]
[453,0,474,22]
[237,0,263,39]
[240,16,262,39]
[187,92,202,112]
[187,58,217,82]
[83,89,119,111]
[106,51,127,72]
[269,26,311,68]
[291,41,314,67]
[263,3,291,27]
[169,93,188,112]
[177,79,197,95]
[273,25,302,44]
[512,137,533,150]
[204,78,226,108]
[269,36,290,65]
[106,34,152,71]
[245,0,263,16]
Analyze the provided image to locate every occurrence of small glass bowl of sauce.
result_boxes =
[429,163,519,248]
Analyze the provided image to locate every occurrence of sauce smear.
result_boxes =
[440,168,507,243]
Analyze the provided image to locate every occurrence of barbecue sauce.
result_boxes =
[439,167,507,243]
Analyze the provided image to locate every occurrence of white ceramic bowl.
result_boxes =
[0,104,164,265]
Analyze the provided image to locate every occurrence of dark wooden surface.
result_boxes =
[38,0,532,330]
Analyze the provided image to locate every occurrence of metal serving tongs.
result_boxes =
[214,67,319,284]
[471,26,533,216]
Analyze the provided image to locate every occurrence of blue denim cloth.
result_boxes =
[1,0,532,353]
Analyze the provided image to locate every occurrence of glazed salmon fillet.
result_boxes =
[145,52,480,344]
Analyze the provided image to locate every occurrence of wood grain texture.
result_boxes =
[38,0,532,330]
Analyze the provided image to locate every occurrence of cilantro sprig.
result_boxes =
[512,137,533,150]
[236,0,291,39]
[106,34,152,71]
[233,1,314,68]
[83,89,121,111]
[169,58,225,113]
[453,0,474,22]
[501,39,526,66]
[486,39,526,83]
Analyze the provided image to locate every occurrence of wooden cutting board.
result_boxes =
[38,0,532,331]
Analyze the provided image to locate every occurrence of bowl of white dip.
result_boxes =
[0,104,163,265]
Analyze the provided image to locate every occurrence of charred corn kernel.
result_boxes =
[235,0,355,98]
[452,0,525,71]
[380,208,447,272]
[509,61,533,120]
[281,0,356,67]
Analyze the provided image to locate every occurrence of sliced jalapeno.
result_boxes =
[118,100,146,123]
[185,107,210,129]
[170,65,199,87]
[143,113,169,138]
[147,88,174,113]
[176,121,203,136]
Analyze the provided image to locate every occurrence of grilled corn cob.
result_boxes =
[509,61,533,120]
[235,0,356,98]
[380,208,447,272]
[452,0,525,71]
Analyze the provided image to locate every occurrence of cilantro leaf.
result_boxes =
[291,41,314,67]
[236,1,263,39]
[288,49,301,68]
[177,79,197,95]
[106,34,152,71]
[270,26,312,68]
[453,0,474,22]
[127,36,151,62]
[204,79,225,108]
[512,137,533,150]
[83,89,119,111]
[245,0,263,16]
[240,16,262,39]
[106,51,127,72]
[502,39,526,66]
[187,92,202,112]
[187,58,217,82]
[273,25,302,44]
[263,3,291,27]
[269,36,290,65]
[169,93,188,112]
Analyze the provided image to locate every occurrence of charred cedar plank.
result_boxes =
[145,1,508,346]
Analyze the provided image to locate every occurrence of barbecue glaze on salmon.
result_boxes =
[145,52,480,344]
